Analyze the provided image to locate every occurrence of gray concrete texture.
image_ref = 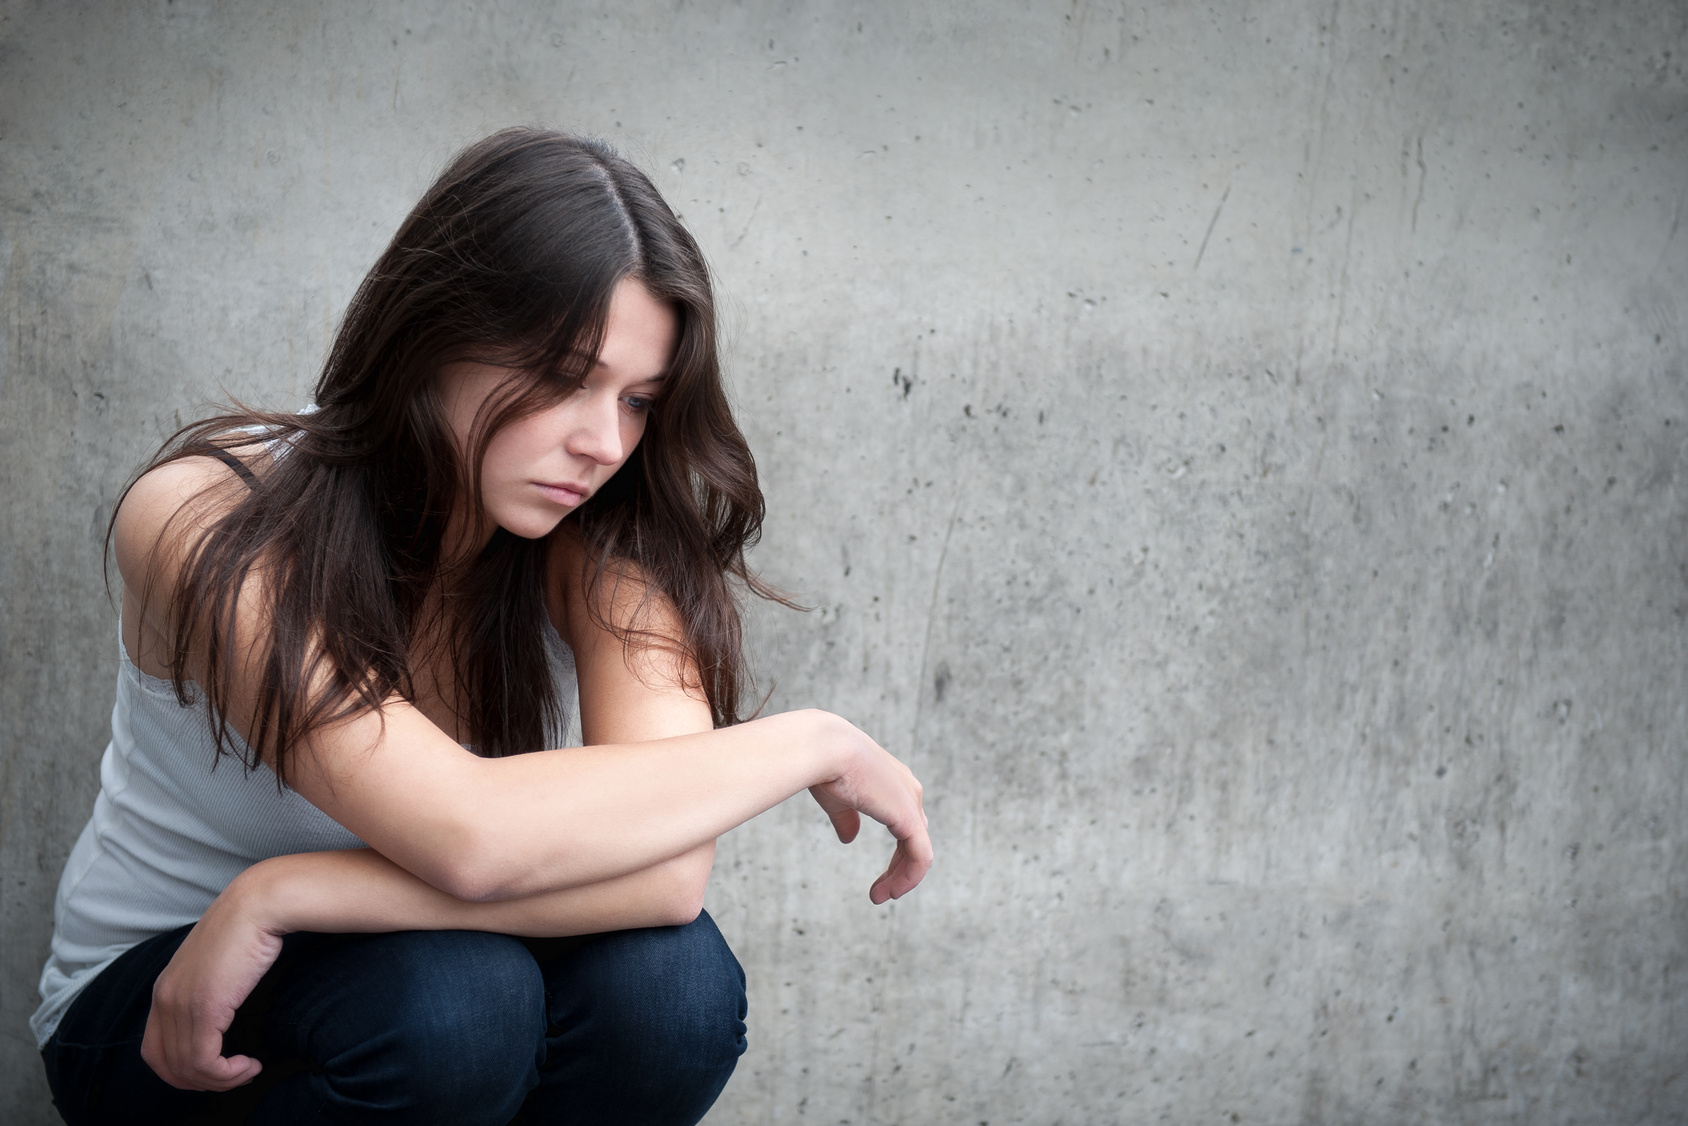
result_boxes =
[2,1,1684,1121]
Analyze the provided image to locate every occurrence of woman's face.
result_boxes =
[440,277,678,543]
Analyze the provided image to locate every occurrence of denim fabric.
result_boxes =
[41,912,747,1126]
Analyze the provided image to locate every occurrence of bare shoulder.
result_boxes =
[544,524,683,650]
[545,524,709,742]
[113,454,252,596]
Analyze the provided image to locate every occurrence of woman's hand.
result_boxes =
[140,874,283,1091]
[804,712,933,903]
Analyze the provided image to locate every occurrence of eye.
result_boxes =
[622,393,656,414]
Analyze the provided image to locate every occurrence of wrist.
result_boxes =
[793,708,860,784]
[219,856,301,937]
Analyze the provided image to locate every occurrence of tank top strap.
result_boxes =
[209,447,260,488]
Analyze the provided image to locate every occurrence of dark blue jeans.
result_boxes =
[40,912,746,1125]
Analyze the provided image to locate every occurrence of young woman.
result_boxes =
[33,128,931,1126]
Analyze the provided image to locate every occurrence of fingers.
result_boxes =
[807,719,932,900]
[137,888,286,1091]
[191,1014,263,1090]
[143,1034,263,1091]
[869,822,935,903]
[854,756,932,903]
[195,1054,264,1092]
[142,986,263,1091]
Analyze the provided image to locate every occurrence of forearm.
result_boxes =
[304,707,861,901]
[470,710,839,895]
[143,844,716,1092]
[233,844,716,938]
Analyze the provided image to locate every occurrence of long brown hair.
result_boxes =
[121,129,779,780]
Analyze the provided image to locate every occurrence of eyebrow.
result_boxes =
[584,351,669,377]
[607,366,669,384]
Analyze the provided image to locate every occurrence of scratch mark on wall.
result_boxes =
[1193,181,1231,273]
[0,224,12,399]
[911,489,964,757]
[1411,135,1426,235]
[730,194,762,248]
[1300,0,1343,238]
[1647,188,1681,282]
[1331,181,1360,363]
[1292,0,1344,387]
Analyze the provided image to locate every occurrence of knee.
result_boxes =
[386,931,545,1070]
[298,931,544,1122]
[563,910,748,1072]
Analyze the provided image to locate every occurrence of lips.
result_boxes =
[534,481,590,507]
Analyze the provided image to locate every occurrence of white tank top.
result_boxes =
[31,623,576,1047]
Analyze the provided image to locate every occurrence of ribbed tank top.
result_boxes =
[31,624,576,1048]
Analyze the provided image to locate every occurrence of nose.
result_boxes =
[565,389,626,466]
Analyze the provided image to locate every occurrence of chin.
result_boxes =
[498,511,569,541]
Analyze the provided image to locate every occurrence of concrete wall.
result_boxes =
[2,2,1684,1121]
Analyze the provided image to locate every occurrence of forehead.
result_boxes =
[595,279,678,379]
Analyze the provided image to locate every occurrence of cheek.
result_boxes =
[479,421,545,484]
[613,413,648,469]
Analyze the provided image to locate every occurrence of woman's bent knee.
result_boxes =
[567,910,747,1066]
[253,930,545,1125]
[528,911,747,1121]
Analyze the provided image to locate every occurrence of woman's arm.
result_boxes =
[286,703,917,901]
[141,843,719,1091]
[246,844,716,936]
[141,538,727,1092]
[117,460,931,907]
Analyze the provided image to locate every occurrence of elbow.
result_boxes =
[653,843,714,927]
[424,822,519,903]
[659,877,708,928]
[430,857,505,904]
[654,893,705,929]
